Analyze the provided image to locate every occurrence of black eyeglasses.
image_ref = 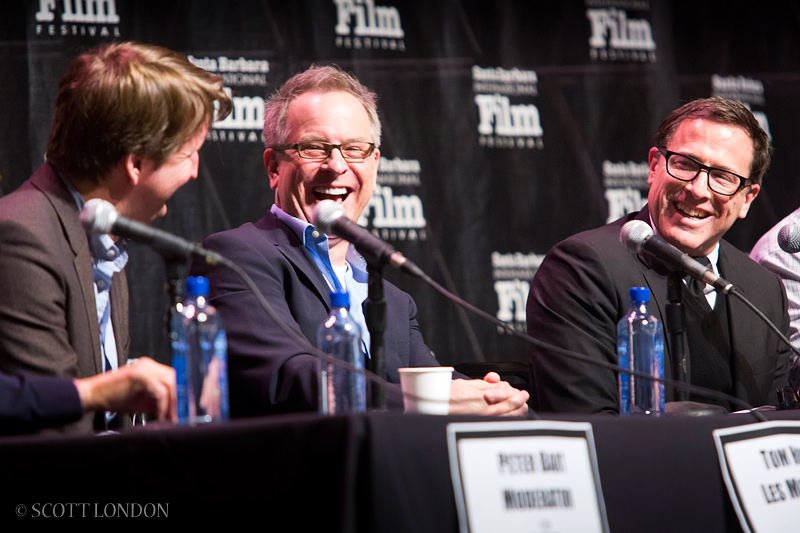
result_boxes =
[272,141,376,161]
[657,148,750,196]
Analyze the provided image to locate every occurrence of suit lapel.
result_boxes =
[717,243,740,356]
[30,165,104,374]
[263,213,332,311]
[110,271,129,366]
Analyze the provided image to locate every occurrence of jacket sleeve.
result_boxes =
[526,235,625,414]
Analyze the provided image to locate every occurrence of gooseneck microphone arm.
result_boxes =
[415,268,768,421]
[80,198,226,265]
[620,220,737,294]
[80,199,408,405]
[312,207,768,420]
[620,220,800,363]
[82,198,772,419]
[312,200,424,278]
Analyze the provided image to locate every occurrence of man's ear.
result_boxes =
[122,153,144,185]
[264,148,280,190]
[738,183,760,219]
[646,146,661,186]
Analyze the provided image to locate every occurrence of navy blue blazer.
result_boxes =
[191,210,443,417]
[0,372,82,435]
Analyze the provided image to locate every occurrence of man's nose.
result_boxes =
[322,146,350,172]
[684,169,712,198]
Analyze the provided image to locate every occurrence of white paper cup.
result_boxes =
[398,367,454,415]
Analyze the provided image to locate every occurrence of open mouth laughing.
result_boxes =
[312,186,351,203]
[672,200,710,220]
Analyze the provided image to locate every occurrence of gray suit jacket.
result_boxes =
[0,162,129,433]
[526,205,790,413]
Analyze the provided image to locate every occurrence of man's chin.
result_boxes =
[661,229,711,256]
[151,204,168,221]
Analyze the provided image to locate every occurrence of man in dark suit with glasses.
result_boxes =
[526,97,790,414]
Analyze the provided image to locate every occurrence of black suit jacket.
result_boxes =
[526,206,790,413]
[191,209,443,417]
[0,163,129,433]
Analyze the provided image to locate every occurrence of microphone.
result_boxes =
[312,200,424,278]
[620,220,736,294]
[778,224,800,253]
[80,199,227,265]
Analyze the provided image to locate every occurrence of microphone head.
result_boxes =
[312,200,346,234]
[778,224,800,254]
[620,220,653,254]
[80,198,118,235]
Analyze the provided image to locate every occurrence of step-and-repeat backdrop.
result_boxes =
[2,1,799,368]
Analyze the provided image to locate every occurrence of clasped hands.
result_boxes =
[448,372,529,416]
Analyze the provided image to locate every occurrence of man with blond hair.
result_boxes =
[0,41,232,433]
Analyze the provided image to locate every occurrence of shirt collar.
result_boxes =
[271,204,368,279]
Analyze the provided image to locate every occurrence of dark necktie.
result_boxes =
[688,256,712,301]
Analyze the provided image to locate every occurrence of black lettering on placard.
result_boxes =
[790,445,800,464]
[503,488,573,509]
[540,452,565,471]
[760,448,791,469]
[761,483,787,504]
[786,478,800,499]
[498,453,536,474]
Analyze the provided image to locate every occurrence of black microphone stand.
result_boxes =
[665,272,689,401]
[365,261,387,410]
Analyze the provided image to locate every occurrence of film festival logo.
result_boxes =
[359,158,427,242]
[603,160,649,223]
[34,0,121,38]
[188,55,271,144]
[473,66,543,150]
[492,252,544,334]
[711,74,772,141]
[333,0,406,51]
[585,0,656,63]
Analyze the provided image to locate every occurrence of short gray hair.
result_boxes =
[262,65,381,148]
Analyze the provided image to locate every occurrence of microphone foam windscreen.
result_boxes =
[778,224,800,254]
[619,220,653,254]
[312,199,346,233]
[79,198,118,234]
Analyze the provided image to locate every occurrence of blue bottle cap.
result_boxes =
[186,276,210,297]
[329,289,350,309]
[629,286,649,302]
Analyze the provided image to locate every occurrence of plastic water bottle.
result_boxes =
[617,287,664,416]
[169,300,190,423]
[172,276,230,425]
[317,289,366,415]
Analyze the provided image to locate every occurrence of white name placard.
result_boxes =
[447,421,609,533]
[713,421,800,533]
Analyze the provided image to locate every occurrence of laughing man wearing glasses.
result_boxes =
[191,65,530,418]
[526,97,790,414]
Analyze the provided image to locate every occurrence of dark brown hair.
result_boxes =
[653,96,771,185]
